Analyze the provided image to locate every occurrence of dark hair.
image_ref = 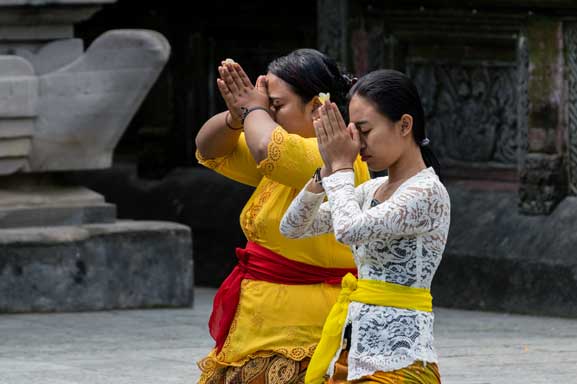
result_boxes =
[268,48,354,118]
[348,69,441,179]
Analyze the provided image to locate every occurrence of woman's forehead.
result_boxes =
[266,73,293,98]
[349,95,376,119]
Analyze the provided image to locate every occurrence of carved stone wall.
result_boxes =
[407,61,519,165]
[517,35,529,169]
[565,22,577,195]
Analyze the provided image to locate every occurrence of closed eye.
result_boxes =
[354,121,369,133]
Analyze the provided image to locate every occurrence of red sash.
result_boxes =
[209,241,357,352]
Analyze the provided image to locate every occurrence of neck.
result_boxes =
[387,144,427,183]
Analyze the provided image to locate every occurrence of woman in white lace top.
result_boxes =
[280,70,450,384]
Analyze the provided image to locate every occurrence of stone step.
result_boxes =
[0,220,193,313]
[0,202,116,228]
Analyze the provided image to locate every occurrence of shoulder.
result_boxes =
[401,168,449,202]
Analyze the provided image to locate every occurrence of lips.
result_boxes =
[361,154,371,161]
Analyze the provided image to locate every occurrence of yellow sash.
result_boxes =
[305,273,433,384]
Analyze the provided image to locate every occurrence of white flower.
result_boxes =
[318,92,331,104]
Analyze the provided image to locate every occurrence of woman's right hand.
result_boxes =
[217,60,254,127]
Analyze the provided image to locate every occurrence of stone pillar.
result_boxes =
[518,18,567,215]
[0,1,193,312]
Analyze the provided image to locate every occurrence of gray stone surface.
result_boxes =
[16,38,84,75]
[0,0,187,315]
[0,179,117,227]
[0,1,113,42]
[1,287,577,384]
[0,3,171,175]
[433,181,577,317]
[0,55,36,173]
[0,220,193,312]
[0,202,116,228]
[30,29,170,172]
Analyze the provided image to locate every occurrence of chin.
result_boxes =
[367,161,387,173]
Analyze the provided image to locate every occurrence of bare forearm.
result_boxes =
[243,110,279,163]
[195,112,242,159]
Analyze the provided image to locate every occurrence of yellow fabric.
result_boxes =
[328,352,440,384]
[305,274,433,384]
[357,362,440,384]
[196,126,371,368]
[196,133,262,187]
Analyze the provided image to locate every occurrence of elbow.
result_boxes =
[279,219,306,239]
[195,130,207,156]
[280,229,300,239]
[279,223,300,239]
[250,137,270,164]
[334,227,354,246]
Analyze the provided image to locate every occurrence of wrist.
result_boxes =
[225,111,243,130]
[329,162,354,172]
[241,106,269,124]
[306,177,325,193]
[229,113,242,127]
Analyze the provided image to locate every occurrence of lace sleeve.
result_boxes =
[279,180,334,238]
[322,170,450,246]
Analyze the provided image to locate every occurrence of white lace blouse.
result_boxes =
[279,167,451,380]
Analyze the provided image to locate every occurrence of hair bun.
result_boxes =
[342,73,358,88]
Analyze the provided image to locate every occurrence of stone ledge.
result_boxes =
[432,181,577,317]
[0,220,193,313]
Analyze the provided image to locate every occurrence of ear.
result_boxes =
[399,114,413,137]
[308,96,323,119]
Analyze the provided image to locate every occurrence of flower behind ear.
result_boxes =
[318,92,331,104]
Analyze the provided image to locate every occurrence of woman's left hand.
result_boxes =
[314,102,360,171]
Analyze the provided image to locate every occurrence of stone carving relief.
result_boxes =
[565,23,577,195]
[517,35,529,168]
[407,61,519,165]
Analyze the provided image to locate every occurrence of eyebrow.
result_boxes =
[354,120,369,128]
[269,96,282,102]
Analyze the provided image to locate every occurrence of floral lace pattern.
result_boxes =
[280,168,450,380]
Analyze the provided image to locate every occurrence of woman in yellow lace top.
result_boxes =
[195,49,369,384]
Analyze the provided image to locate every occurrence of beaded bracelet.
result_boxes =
[241,106,269,124]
